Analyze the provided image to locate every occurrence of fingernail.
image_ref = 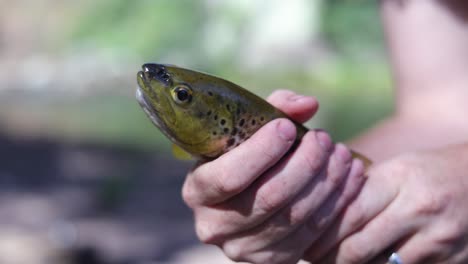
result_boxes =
[335,143,352,162]
[277,120,296,142]
[316,130,332,150]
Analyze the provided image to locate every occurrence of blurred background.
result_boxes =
[0,0,393,263]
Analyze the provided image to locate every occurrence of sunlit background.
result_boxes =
[0,1,393,263]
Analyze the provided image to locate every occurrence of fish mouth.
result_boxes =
[136,64,175,134]
[136,86,164,131]
[136,71,156,114]
[137,70,150,90]
[136,74,180,145]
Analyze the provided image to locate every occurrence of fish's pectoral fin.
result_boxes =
[172,144,194,160]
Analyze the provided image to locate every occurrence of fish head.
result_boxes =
[136,63,231,157]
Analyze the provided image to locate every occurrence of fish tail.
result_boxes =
[351,150,372,172]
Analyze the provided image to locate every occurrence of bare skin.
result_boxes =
[183,0,468,263]
[303,1,468,263]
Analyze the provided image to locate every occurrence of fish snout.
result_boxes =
[142,63,172,86]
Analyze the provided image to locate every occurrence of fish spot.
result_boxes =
[239,119,245,127]
[214,115,218,121]
[208,91,213,96]
[223,128,229,134]
[230,127,237,136]
[207,110,212,116]
[260,116,265,122]
[251,119,256,126]
[227,138,235,147]
[212,131,217,136]
[220,119,226,126]
[226,104,231,111]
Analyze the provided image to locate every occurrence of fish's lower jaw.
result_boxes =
[136,88,151,115]
[136,87,163,129]
[136,87,144,104]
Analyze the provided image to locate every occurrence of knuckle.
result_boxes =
[212,170,230,195]
[411,190,450,217]
[340,241,370,264]
[195,219,222,244]
[325,146,352,189]
[286,205,309,226]
[223,242,249,262]
[191,163,243,202]
[301,133,327,174]
[327,168,345,188]
[380,153,419,182]
[346,202,367,230]
[181,180,197,207]
[210,169,240,198]
[223,246,291,264]
[256,186,286,216]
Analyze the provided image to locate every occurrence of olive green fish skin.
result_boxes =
[136,63,307,158]
[136,63,370,167]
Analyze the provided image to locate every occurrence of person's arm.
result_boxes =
[350,0,468,162]
[304,1,468,263]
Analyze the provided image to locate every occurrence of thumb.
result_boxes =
[267,89,319,123]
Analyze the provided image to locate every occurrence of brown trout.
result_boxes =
[136,63,371,167]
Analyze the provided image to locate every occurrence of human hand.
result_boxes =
[182,90,366,264]
[304,146,468,264]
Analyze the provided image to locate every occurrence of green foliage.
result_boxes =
[321,0,384,57]
[70,0,204,58]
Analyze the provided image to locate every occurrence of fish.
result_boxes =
[136,63,371,167]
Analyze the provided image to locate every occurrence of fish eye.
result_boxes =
[172,85,192,104]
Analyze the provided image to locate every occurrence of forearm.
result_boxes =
[349,115,468,162]
[349,0,468,162]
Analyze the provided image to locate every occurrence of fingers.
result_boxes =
[221,228,306,264]
[182,118,296,206]
[191,130,332,243]
[304,161,402,262]
[308,158,366,234]
[382,224,458,264]
[216,145,366,264]
[223,155,368,264]
[267,89,319,123]
[318,200,418,264]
